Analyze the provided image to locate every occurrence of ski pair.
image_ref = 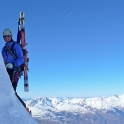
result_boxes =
[17,11,29,92]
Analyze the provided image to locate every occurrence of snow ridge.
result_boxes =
[0,53,38,124]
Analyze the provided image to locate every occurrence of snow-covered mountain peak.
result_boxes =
[24,95,124,123]
[111,94,119,99]
[26,94,124,119]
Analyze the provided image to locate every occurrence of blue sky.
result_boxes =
[0,0,124,98]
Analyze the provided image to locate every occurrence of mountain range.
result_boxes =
[25,94,124,124]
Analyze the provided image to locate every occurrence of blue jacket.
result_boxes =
[1,40,24,69]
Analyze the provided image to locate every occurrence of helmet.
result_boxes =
[3,28,12,36]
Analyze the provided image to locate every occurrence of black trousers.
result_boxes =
[7,69,26,108]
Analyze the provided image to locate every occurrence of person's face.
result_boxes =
[3,35,12,42]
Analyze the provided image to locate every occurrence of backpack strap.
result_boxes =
[11,42,16,56]
[5,42,17,60]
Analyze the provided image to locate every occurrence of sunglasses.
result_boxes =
[3,35,11,38]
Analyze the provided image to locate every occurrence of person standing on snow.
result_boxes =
[1,28,26,108]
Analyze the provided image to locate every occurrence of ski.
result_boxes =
[17,11,29,92]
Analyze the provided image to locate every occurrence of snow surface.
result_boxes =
[25,95,124,120]
[0,53,38,124]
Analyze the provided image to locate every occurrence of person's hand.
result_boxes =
[5,63,13,68]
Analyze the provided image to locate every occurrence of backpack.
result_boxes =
[4,41,25,71]
[4,41,25,59]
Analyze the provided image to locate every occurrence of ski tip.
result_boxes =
[20,11,24,14]
[20,11,24,16]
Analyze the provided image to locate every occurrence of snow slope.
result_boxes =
[0,53,38,124]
